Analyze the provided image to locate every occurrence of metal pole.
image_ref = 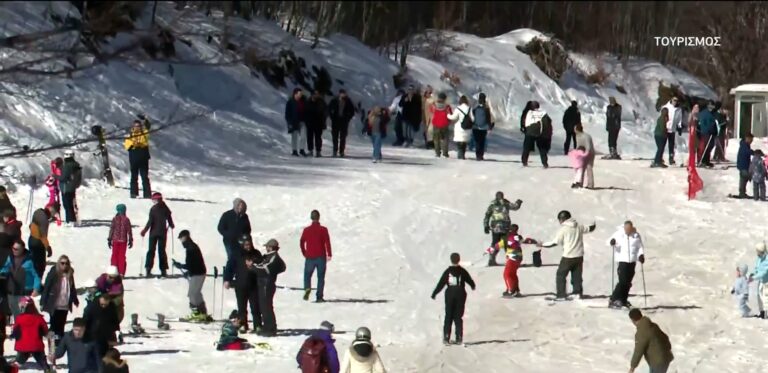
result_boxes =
[641,262,648,307]
[171,228,175,276]
[212,267,218,319]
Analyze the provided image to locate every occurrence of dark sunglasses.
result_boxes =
[59,261,70,265]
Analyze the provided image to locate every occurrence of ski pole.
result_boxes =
[212,267,218,320]
[220,263,225,320]
[140,236,145,277]
[611,244,615,296]
[641,262,648,307]
[171,228,175,276]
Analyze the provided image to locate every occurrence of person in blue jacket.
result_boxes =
[0,239,42,317]
[750,242,768,319]
[297,320,339,373]
[736,133,754,198]
[697,101,718,167]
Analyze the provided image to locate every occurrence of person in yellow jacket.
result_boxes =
[28,205,57,282]
[123,116,152,199]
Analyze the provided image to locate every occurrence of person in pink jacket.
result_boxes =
[108,204,133,276]
[569,146,588,189]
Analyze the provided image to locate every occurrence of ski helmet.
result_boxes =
[355,327,371,341]
[756,242,766,253]
[557,210,571,221]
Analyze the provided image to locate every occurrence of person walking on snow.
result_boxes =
[431,253,475,345]
[251,239,285,337]
[653,108,670,168]
[217,198,251,263]
[422,86,435,149]
[297,321,339,373]
[340,327,387,373]
[750,149,767,201]
[108,204,132,276]
[223,235,262,333]
[562,101,581,155]
[301,210,332,303]
[54,317,101,373]
[732,264,751,318]
[365,107,390,163]
[28,205,56,282]
[329,89,356,158]
[123,116,152,199]
[430,93,453,158]
[41,254,79,342]
[1,240,42,317]
[389,89,405,147]
[470,93,493,161]
[57,150,82,225]
[749,242,768,319]
[286,88,308,157]
[140,192,174,278]
[569,146,589,189]
[399,85,422,147]
[607,221,645,309]
[736,133,754,198]
[661,97,683,165]
[536,210,596,300]
[173,230,210,321]
[574,123,596,189]
[605,97,622,160]
[306,90,328,158]
[483,192,523,267]
[448,95,472,160]
[521,101,552,168]
[628,308,674,373]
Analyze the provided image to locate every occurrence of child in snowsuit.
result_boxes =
[11,297,51,371]
[496,224,538,297]
[750,149,767,201]
[431,253,475,345]
[217,310,248,351]
[108,204,133,276]
[732,264,751,317]
[569,146,588,189]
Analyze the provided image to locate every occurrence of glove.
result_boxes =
[730,289,735,295]
[128,240,133,249]
[140,229,147,237]
[638,254,645,264]
[46,247,52,258]
[515,199,523,206]
[430,294,436,300]
[107,239,113,249]
[484,226,490,234]
[609,239,616,246]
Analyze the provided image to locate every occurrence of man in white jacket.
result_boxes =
[662,97,683,165]
[608,221,645,309]
[340,327,386,373]
[536,210,596,300]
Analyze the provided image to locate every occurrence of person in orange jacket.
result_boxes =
[28,205,57,282]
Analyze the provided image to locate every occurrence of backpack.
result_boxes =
[447,271,462,287]
[473,106,490,128]
[298,337,329,373]
[70,164,83,189]
[458,108,473,130]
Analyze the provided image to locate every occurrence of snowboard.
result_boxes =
[47,331,57,372]
[91,125,115,186]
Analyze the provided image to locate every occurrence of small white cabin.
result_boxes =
[730,84,768,138]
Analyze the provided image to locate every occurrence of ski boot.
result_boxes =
[117,331,125,345]
[454,336,463,346]
[442,336,451,346]
[156,313,171,331]
[130,313,146,335]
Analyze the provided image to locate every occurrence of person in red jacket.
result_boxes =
[11,297,51,371]
[300,210,332,303]
[108,204,133,276]
[429,92,453,158]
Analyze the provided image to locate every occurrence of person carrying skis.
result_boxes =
[172,230,211,321]
[140,192,174,278]
[483,192,523,267]
[736,133,754,198]
[10,297,51,371]
[607,221,645,309]
[627,309,674,373]
[216,310,249,351]
[41,254,79,342]
[108,204,133,276]
[750,242,768,319]
[252,238,285,337]
[535,210,596,301]
[340,327,386,373]
[124,116,152,199]
[95,266,125,324]
[300,210,332,302]
[1,240,42,317]
[605,97,622,160]
[28,205,56,282]
[223,235,262,333]
[217,198,251,263]
[431,253,476,345]
[57,150,82,226]
[732,264,751,318]
[296,320,339,373]
[53,317,101,373]
[83,292,120,358]
[329,89,356,157]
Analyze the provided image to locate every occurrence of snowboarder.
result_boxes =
[140,192,175,277]
[574,123,595,189]
[101,348,129,373]
[216,310,249,351]
[430,92,453,158]
[422,86,435,149]
[173,229,211,321]
[750,242,768,319]
[251,238,285,337]
[736,133,754,198]
[57,150,82,225]
[28,205,56,282]
[562,101,581,155]
[83,292,120,358]
[123,116,152,199]
[399,85,422,147]
[750,149,767,201]
[53,317,101,373]
[286,88,308,157]
[223,235,262,333]
[306,90,328,158]
[470,93,493,161]
[296,320,339,373]
[340,327,386,373]
[430,253,476,345]
[108,204,133,276]
[732,264,751,318]
[628,309,674,373]
[389,89,405,147]
[329,89,356,157]
[95,266,125,324]
[11,297,51,371]
[364,106,390,163]
[521,101,552,168]
[41,254,79,342]
[483,192,523,266]
[217,198,251,263]
[448,95,472,160]
[607,221,645,309]
[300,210,332,302]
[697,101,718,168]
[569,146,589,189]
[535,210,596,300]
[653,108,670,168]
[661,97,683,165]
[605,97,622,160]
[1,240,42,317]
[0,186,15,218]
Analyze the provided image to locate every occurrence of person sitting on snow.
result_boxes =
[217,310,249,351]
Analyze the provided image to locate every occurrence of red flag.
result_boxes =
[687,106,703,200]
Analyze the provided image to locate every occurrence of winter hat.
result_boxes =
[228,310,239,320]
[738,264,749,276]
[264,239,279,250]
[106,265,119,277]
[478,93,487,104]
[116,204,127,215]
[319,320,334,332]
[177,229,190,239]
[757,242,767,253]
[151,192,163,201]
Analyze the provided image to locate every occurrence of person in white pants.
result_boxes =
[750,242,768,318]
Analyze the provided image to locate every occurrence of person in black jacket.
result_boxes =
[54,317,101,373]
[305,90,328,158]
[605,97,623,159]
[41,255,79,342]
[399,86,422,147]
[140,192,175,278]
[562,101,581,154]
[431,253,475,346]
[0,209,22,267]
[83,293,119,358]
[285,88,308,157]
[217,198,251,263]
[173,230,210,320]
[223,235,262,332]
[0,186,16,220]
[251,238,285,337]
[328,89,356,158]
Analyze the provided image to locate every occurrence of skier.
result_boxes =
[431,253,476,345]
[483,192,523,266]
[749,242,768,319]
[41,254,79,342]
[296,320,339,373]
[1,240,42,317]
[57,150,82,226]
[535,210,596,300]
[223,235,262,333]
[736,133,754,198]
[28,205,56,282]
[83,292,120,358]
[286,88,308,157]
[364,106,390,163]
[399,85,422,147]
[521,101,552,168]
[750,150,767,201]
[697,101,718,168]
[54,317,101,373]
[448,95,472,160]
[216,310,248,351]
[569,146,589,189]
[340,327,386,373]
[731,264,751,318]
[172,230,211,321]
[123,116,152,199]
[101,348,129,373]
[628,309,674,373]
[574,123,596,189]
[329,89,356,157]
[562,101,581,155]
[11,297,51,371]
[0,186,15,217]
[306,90,328,158]
[422,86,435,149]
[107,204,133,276]
[430,92,453,158]
[661,97,683,165]
[217,198,251,262]
[300,210,332,302]
[605,97,622,160]
[389,89,405,147]
[95,266,125,324]
[140,192,175,278]
[469,93,493,161]
[607,221,645,309]
[251,238,285,337]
